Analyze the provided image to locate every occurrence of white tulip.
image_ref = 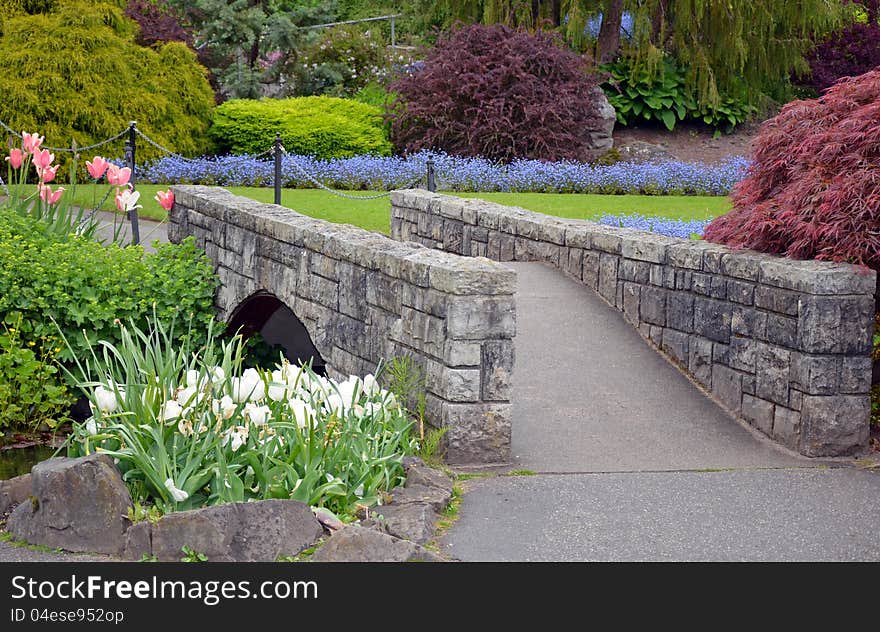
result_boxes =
[159,400,183,422]
[337,376,361,407]
[178,418,194,437]
[164,478,189,502]
[212,395,236,420]
[243,402,271,427]
[210,366,225,384]
[93,385,119,414]
[287,398,313,430]
[175,385,201,408]
[231,368,265,402]
[267,381,288,402]
[362,373,380,396]
[185,369,201,388]
[84,417,98,436]
[223,426,248,452]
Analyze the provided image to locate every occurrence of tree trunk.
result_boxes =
[651,0,669,45]
[551,0,562,27]
[596,0,624,64]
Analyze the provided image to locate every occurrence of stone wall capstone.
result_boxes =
[390,189,876,458]
[169,186,515,465]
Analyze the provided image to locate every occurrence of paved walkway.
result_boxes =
[438,262,880,561]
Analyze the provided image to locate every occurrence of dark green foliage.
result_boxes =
[0,211,220,382]
[602,55,755,134]
[209,96,392,158]
[0,2,215,171]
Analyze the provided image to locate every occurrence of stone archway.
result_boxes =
[227,291,326,374]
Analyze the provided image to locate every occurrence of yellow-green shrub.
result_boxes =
[0,1,214,174]
[208,96,392,158]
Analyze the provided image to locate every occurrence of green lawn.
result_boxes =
[68,184,730,234]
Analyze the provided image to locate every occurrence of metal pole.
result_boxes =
[274,134,282,205]
[426,158,436,192]
[127,121,140,245]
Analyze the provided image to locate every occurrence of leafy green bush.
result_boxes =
[601,55,755,134]
[208,96,392,158]
[0,314,72,432]
[0,1,214,173]
[0,211,219,380]
[288,25,397,99]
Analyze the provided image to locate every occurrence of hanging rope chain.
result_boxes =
[280,147,424,200]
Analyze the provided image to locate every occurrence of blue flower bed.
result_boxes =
[136,151,749,197]
[596,213,711,239]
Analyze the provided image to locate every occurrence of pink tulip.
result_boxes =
[106,164,131,186]
[115,185,141,213]
[155,189,174,211]
[22,132,44,154]
[32,148,54,170]
[37,164,59,183]
[86,156,109,180]
[39,185,64,205]
[5,148,23,169]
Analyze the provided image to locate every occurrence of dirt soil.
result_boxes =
[613,120,762,164]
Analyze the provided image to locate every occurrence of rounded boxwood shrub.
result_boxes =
[0,211,220,382]
[208,96,392,158]
[0,2,214,170]
[704,67,880,270]
[388,24,605,163]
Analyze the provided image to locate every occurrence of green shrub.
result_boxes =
[0,313,72,432]
[601,55,755,134]
[0,211,220,385]
[0,1,215,175]
[208,96,392,158]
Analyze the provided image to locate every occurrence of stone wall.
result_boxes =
[169,186,516,465]
[391,189,877,457]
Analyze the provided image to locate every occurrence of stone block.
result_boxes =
[481,340,515,401]
[310,526,442,562]
[666,292,695,332]
[797,295,874,355]
[666,242,705,270]
[442,402,511,465]
[428,258,516,296]
[755,286,800,316]
[731,307,767,339]
[790,353,839,395]
[440,367,482,402]
[712,364,744,412]
[566,248,584,281]
[640,286,667,326]
[620,259,651,284]
[693,297,732,344]
[755,344,791,406]
[623,282,641,325]
[765,313,798,349]
[726,279,755,305]
[800,395,870,456]
[720,252,765,281]
[773,406,801,450]
[759,258,876,295]
[621,233,672,263]
[661,329,690,367]
[444,341,482,367]
[582,251,600,290]
[337,263,368,321]
[598,254,619,303]
[688,337,714,387]
[841,356,873,394]
[692,273,727,299]
[729,337,756,373]
[446,296,516,339]
[742,394,775,435]
[0,473,32,516]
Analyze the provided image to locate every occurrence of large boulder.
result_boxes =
[148,499,324,561]
[585,87,616,155]
[7,454,132,555]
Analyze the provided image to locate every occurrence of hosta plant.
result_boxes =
[60,315,417,517]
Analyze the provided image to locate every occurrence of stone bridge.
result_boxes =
[170,186,877,464]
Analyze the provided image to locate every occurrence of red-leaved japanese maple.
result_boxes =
[388,24,605,163]
[704,66,880,271]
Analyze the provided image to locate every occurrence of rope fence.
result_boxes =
[1,119,437,244]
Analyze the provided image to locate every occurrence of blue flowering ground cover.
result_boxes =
[138,151,748,198]
[596,213,711,239]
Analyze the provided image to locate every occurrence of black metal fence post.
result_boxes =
[126,121,140,245]
[274,134,282,205]
[426,158,436,192]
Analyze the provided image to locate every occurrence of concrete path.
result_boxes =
[440,262,880,561]
[95,211,167,253]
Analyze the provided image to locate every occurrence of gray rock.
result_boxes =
[615,140,674,164]
[369,503,439,544]
[123,521,152,561]
[389,484,453,514]
[584,87,616,155]
[6,454,132,555]
[404,463,454,494]
[149,499,323,562]
[0,473,31,516]
[310,526,444,562]
[800,395,870,457]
